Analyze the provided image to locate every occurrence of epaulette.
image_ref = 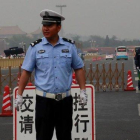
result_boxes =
[62,38,75,44]
[30,39,42,47]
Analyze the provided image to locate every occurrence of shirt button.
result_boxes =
[55,67,56,68]
[56,77,57,78]
[54,56,56,58]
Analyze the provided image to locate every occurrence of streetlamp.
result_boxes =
[56,5,66,15]
[23,43,26,55]
[19,42,26,55]
[56,5,67,37]
[93,41,96,47]
[1,37,8,50]
[89,40,96,49]
[89,40,93,49]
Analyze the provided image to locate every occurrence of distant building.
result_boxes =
[31,27,42,35]
[0,25,26,38]
[31,27,42,38]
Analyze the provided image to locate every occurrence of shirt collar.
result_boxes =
[42,37,49,45]
[42,37,65,45]
[57,37,65,45]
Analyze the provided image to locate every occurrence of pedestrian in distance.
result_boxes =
[134,47,140,66]
[15,9,88,140]
[134,47,140,90]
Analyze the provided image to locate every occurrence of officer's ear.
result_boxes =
[57,24,61,32]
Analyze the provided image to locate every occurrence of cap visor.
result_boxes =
[42,21,56,26]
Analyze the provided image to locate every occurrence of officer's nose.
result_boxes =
[43,25,50,30]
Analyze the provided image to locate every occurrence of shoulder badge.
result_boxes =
[62,38,75,44]
[30,39,42,47]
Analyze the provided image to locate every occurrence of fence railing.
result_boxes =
[0,58,24,68]
[84,62,124,91]
[0,62,124,94]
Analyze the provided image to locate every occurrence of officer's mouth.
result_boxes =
[44,32,50,35]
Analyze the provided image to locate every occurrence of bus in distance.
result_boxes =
[115,46,128,60]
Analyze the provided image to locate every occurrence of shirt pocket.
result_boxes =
[36,54,50,69]
[59,53,72,67]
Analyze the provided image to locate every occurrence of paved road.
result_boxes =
[0,56,140,140]
[96,91,140,140]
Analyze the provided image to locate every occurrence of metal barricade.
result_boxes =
[0,62,125,94]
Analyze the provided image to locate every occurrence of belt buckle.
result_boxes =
[55,94,62,101]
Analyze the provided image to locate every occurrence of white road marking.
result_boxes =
[134,72,137,74]
[138,104,140,116]
[136,87,140,93]
[135,77,139,81]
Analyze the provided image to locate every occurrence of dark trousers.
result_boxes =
[35,95,73,140]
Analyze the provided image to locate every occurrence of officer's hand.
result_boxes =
[79,89,88,107]
[15,94,23,111]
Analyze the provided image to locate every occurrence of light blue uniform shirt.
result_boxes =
[22,37,84,93]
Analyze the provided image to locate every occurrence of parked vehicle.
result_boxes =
[106,54,114,60]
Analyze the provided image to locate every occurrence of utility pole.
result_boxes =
[19,42,26,55]
[56,5,66,37]
[0,37,8,50]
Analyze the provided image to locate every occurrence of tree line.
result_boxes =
[4,34,140,50]
[71,35,140,48]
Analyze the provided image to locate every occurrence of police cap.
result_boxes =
[40,9,65,26]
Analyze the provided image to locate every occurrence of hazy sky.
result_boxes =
[0,0,140,39]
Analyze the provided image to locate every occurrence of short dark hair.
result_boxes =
[56,22,61,26]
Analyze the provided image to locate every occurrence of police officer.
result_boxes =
[135,47,140,90]
[15,9,87,140]
[134,47,140,67]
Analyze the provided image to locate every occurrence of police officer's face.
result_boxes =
[42,23,61,38]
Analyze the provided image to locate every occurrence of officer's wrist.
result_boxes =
[80,89,86,92]
[17,93,23,98]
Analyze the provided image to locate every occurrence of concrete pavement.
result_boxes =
[0,57,140,140]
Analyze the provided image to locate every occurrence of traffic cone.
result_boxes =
[124,70,136,91]
[72,73,77,84]
[27,82,33,86]
[0,86,13,116]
